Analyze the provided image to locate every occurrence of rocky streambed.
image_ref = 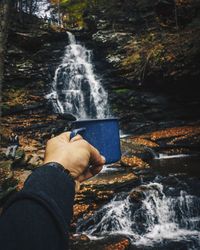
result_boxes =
[69,124,200,250]
[0,123,200,250]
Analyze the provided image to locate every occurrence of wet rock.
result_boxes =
[73,170,139,226]
[56,113,76,121]
[82,172,138,191]
[121,138,158,161]
[0,161,18,202]
[121,156,149,169]
[129,183,165,204]
[70,235,130,250]
[129,186,150,203]
[73,204,90,220]
[70,234,90,242]
[72,201,102,225]
[27,154,42,167]
[76,189,114,204]
[2,103,45,116]
[11,149,27,169]
[15,149,25,161]
[0,152,7,161]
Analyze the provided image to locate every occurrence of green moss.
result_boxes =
[114,88,130,94]
[59,0,89,28]
[1,103,10,113]
[122,53,141,67]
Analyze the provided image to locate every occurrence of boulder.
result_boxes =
[129,186,149,203]
[129,184,162,203]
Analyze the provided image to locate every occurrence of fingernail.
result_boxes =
[101,155,106,163]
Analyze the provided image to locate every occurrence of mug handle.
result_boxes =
[70,128,86,140]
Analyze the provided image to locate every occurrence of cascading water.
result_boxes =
[77,175,200,249]
[47,32,109,119]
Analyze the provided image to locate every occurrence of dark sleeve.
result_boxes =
[0,163,75,250]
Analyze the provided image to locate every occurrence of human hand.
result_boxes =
[44,132,105,184]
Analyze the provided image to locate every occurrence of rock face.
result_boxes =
[85,0,200,84]
[75,0,200,126]
[3,14,68,115]
[2,3,200,135]
[1,13,75,146]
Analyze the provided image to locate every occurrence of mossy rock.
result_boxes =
[15,149,25,161]
[1,104,10,114]
[0,161,18,203]
[114,88,130,94]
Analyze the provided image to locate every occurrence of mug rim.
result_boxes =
[72,118,119,123]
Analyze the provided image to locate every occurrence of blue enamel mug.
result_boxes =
[70,118,121,164]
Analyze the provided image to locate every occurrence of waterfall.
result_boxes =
[77,180,200,248]
[47,32,109,119]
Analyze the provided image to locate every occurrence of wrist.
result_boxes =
[43,162,74,179]
[42,162,80,192]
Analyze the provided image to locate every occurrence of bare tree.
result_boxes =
[0,0,11,107]
[57,0,61,26]
[174,0,179,30]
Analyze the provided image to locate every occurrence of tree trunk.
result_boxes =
[174,0,179,30]
[29,0,33,15]
[18,0,23,23]
[25,0,28,13]
[58,0,61,26]
[0,0,11,100]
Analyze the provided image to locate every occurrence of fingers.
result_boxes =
[76,171,92,183]
[56,132,71,142]
[76,165,103,183]
[72,137,106,166]
[53,132,83,143]
[48,131,105,182]
[89,144,106,167]
[75,180,80,192]
[90,165,103,176]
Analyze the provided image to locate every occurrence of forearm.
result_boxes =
[0,163,75,250]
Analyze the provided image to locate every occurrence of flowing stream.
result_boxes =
[77,172,200,249]
[43,24,200,249]
[47,32,109,119]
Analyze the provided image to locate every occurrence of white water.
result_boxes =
[34,0,51,18]
[21,0,52,18]
[47,32,109,119]
[155,153,191,160]
[77,182,200,248]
